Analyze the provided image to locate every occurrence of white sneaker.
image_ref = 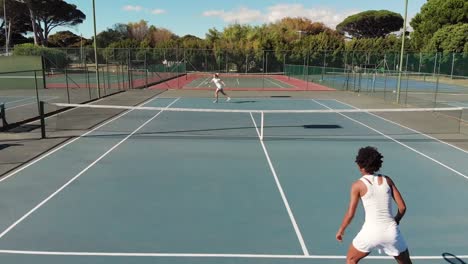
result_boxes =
[213,100,218,103]
[226,97,231,102]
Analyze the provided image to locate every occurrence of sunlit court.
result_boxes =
[0,0,467,263]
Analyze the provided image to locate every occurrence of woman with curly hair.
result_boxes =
[336,146,412,264]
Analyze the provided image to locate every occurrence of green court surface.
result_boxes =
[0,56,42,72]
[44,71,147,86]
[185,75,296,89]
[0,97,467,264]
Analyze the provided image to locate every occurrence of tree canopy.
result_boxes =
[3,0,85,46]
[410,0,468,50]
[336,10,404,38]
[425,23,468,52]
[4,1,467,58]
[48,30,89,47]
[0,0,31,46]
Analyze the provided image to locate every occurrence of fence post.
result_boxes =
[127,48,132,89]
[145,51,148,88]
[39,101,46,139]
[85,64,91,99]
[262,50,266,89]
[41,56,47,89]
[283,53,286,74]
[245,53,248,74]
[176,48,180,88]
[450,52,455,79]
[225,50,228,73]
[321,51,327,81]
[34,71,41,114]
[434,74,440,107]
[306,51,310,89]
[418,52,422,73]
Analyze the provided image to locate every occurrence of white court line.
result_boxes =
[195,77,211,88]
[0,76,43,79]
[249,113,310,256]
[3,97,37,105]
[0,250,466,260]
[332,99,468,154]
[267,76,297,88]
[0,98,180,240]
[405,92,466,96]
[311,99,468,181]
[0,95,164,184]
[6,96,59,110]
[26,97,108,125]
[264,78,283,88]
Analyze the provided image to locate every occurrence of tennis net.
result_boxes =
[40,101,468,140]
[186,72,285,79]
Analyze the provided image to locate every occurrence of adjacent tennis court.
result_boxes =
[313,72,468,93]
[0,96,466,264]
[184,73,296,89]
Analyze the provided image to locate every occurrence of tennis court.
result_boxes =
[0,95,466,264]
[150,73,334,91]
[185,73,296,89]
[314,72,468,93]
[0,96,57,110]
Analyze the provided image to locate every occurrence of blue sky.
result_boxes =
[61,0,427,39]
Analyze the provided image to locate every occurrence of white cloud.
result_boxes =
[203,4,360,29]
[122,6,166,15]
[203,7,263,24]
[123,5,143,12]
[151,9,166,15]
[266,4,359,29]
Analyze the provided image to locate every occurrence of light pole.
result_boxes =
[3,0,8,54]
[396,0,409,104]
[92,0,101,97]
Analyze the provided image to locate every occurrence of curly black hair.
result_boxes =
[355,146,383,174]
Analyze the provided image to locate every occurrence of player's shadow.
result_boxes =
[0,143,22,151]
[443,253,466,264]
[230,100,257,104]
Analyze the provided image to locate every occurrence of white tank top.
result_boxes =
[212,77,223,88]
[360,175,395,227]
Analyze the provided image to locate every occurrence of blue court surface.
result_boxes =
[0,97,467,264]
[319,74,468,93]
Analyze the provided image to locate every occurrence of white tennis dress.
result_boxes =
[212,77,223,90]
[352,175,408,256]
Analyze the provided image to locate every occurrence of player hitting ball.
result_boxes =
[210,73,231,103]
[336,146,412,264]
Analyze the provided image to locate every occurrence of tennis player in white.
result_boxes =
[210,73,230,103]
[336,146,412,264]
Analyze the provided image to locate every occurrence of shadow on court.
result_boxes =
[230,100,258,104]
[443,253,467,264]
[0,143,22,151]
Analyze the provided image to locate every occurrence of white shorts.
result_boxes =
[352,223,408,256]
[215,87,223,91]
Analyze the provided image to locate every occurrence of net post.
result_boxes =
[39,101,46,139]
[260,111,264,141]
[1,103,7,128]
